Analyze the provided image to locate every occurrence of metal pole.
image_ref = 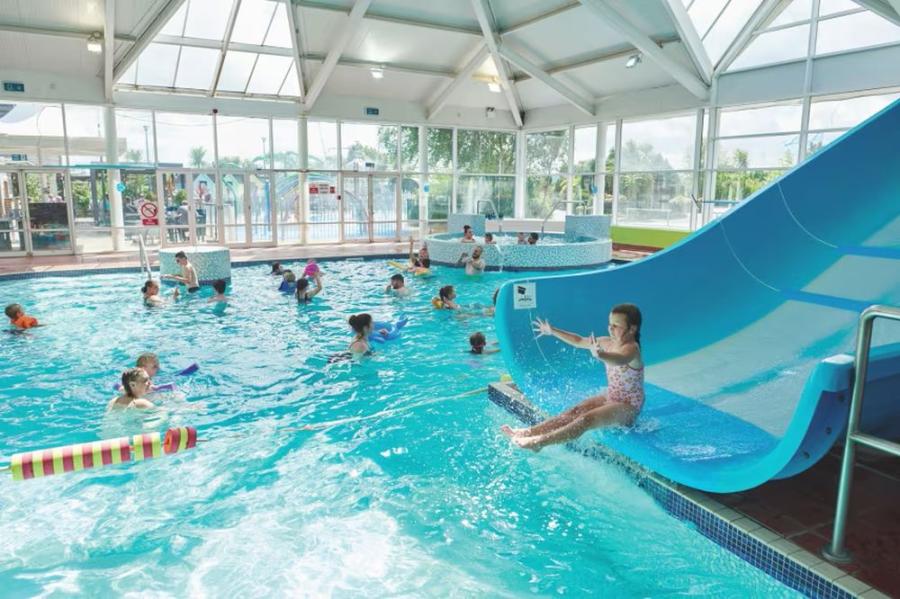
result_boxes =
[823,309,875,563]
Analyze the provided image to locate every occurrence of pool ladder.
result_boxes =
[137,233,152,280]
[823,304,900,563]
[475,200,502,233]
[539,200,579,238]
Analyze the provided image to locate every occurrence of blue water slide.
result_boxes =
[495,100,900,493]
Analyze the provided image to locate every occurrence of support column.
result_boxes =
[418,124,427,239]
[594,123,605,215]
[299,115,308,244]
[515,129,526,218]
[103,105,125,251]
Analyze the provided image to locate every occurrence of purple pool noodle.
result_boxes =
[178,363,199,376]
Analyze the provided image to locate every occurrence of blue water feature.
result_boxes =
[495,99,900,493]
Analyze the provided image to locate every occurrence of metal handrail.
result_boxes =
[137,232,152,280]
[540,200,579,238]
[823,304,900,563]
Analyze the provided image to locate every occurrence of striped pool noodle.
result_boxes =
[163,427,198,454]
[9,437,131,481]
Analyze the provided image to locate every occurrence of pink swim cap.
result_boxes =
[303,263,319,277]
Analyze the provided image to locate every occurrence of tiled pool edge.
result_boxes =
[487,382,885,599]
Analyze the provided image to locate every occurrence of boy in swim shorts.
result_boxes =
[5,303,39,329]
[162,251,200,292]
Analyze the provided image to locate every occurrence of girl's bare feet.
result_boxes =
[500,424,527,438]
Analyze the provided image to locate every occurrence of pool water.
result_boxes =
[0,260,798,597]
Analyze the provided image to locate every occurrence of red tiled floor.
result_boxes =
[709,444,900,597]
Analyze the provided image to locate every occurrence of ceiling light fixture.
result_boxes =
[86,32,103,53]
[625,53,642,69]
[370,66,384,79]
[487,79,501,93]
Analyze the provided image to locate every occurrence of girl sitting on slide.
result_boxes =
[502,303,644,451]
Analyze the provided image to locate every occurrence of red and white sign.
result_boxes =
[139,200,159,226]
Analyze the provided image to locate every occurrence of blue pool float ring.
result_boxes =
[369,317,409,343]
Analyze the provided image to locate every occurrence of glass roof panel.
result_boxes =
[818,0,860,16]
[135,43,179,87]
[231,0,277,45]
[705,0,764,65]
[174,46,220,90]
[816,11,900,55]
[160,2,188,36]
[246,54,293,95]
[264,2,294,48]
[729,24,809,70]
[689,0,730,38]
[184,0,235,40]
[118,60,137,86]
[278,65,301,96]
[217,51,257,92]
[767,0,812,28]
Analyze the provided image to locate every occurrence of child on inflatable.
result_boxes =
[107,368,156,411]
[408,236,430,269]
[5,303,39,329]
[432,285,460,310]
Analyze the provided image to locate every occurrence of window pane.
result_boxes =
[689,0,729,38]
[729,25,809,71]
[64,105,107,165]
[806,130,844,156]
[0,103,65,166]
[457,175,514,218]
[808,93,900,129]
[400,126,419,171]
[341,123,398,171]
[231,0,277,45]
[526,130,568,174]
[155,112,214,168]
[276,172,301,243]
[717,134,799,169]
[818,0,861,16]
[307,120,338,169]
[458,129,516,174]
[617,172,693,230]
[273,119,299,169]
[427,174,451,223]
[573,174,596,214]
[174,46,219,90]
[217,116,270,168]
[427,128,452,172]
[603,123,616,173]
[136,43,178,87]
[218,51,256,92]
[718,103,802,136]
[160,2,187,36]
[714,169,784,202]
[279,66,301,97]
[768,0,812,27]
[246,54,292,95]
[401,175,420,234]
[621,114,696,171]
[264,2,293,48]
[526,175,565,218]
[816,11,900,55]
[115,109,155,163]
[184,0,234,40]
[704,0,764,64]
[574,126,596,173]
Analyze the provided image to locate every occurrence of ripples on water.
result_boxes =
[0,260,797,597]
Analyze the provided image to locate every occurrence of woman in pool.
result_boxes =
[296,272,323,303]
[461,225,476,243]
[408,236,430,269]
[502,304,644,451]
[142,279,178,307]
[107,367,156,411]
[348,313,374,355]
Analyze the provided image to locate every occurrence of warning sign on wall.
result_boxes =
[513,282,537,310]
[139,200,159,226]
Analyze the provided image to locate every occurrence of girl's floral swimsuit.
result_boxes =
[601,341,645,411]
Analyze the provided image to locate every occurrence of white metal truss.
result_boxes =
[497,44,595,116]
[113,0,187,81]
[661,0,712,84]
[303,0,373,110]
[715,0,790,75]
[469,0,524,127]
[851,0,900,26]
[578,0,709,100]
[104,0,115,101]
[210,0,243,96]
[425,43,489,120]
[284,0,307,101]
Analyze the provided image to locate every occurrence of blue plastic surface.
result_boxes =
[495,99,900,492]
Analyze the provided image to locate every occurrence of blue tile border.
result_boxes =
[488,382,871,599]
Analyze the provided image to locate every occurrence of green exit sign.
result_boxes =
[3,81,25,93]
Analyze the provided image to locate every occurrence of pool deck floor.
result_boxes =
[714,444,900,597]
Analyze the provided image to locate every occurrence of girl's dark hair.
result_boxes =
[611,303,642,344]
[439,285,454,301]
[213,279,226,294]
[419,257,431,268]
[348,313,373,335]
[295,277,310,303]
[271,261,281,273]
[141,280,156,294]
[469,332,486,353]
[390,273,404,283]
[121,367,148,398]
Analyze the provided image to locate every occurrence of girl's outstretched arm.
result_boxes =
[591,339,640,365]
[533,318,593,349]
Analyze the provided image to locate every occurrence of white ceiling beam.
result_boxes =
[284,0,307,101]
[577,0,708,100]
[498,43,594,115]
[303,0,373,111]
[470,0,524,127]
[295,1,481,36]
[104,0,115,101]
[210,0,243,96]
[0,22,136,42]
[426,43,489,120]
[498,1,580,35]
[113,0,187,81]
[661,0,712,85]
[851,0,900,26]
[715,0,789,75]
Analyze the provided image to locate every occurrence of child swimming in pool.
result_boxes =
[278,269,297,292]
[162,251,200,293]
[5,303,39,329]
[348,313,374,355]
[469,332,500,354]
[270,261,284,276]
[142,279,178,306]
[107,367,156,411]
[502,303,644,451]
[209,279,228,303]
[433,285,460,310]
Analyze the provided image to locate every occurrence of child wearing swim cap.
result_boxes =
[5,303,39,329]
[303,259,320,279]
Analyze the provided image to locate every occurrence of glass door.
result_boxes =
[0,171,27,255]
[371,175,399,240]
[221,172,246,244]
[307,174,339,243]
[342,174,370,241]
[192,173,219,245]
[159,171,191,245]
[248,173,274,244]
[24,170,73,253]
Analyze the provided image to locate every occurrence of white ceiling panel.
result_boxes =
[0,0,104,33]
[321,64,443,102]
[343,20,478,71]
[490,0,578,30]
[117,0,171,36]
[608,0,678,38]
[304,0,480,31]
[298,6,349,55]
[561,50,678,98]
[0,31,101,77]
[442,77,521,109]
[516,77,572,110]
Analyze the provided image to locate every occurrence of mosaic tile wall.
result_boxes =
[159,247,232,284]
[425,232,612,270]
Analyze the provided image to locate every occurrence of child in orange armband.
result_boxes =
[5,303,39,329]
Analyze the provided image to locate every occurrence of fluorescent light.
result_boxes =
[625,53,642,68]
[487,81,501,93]
[370,67,384,79]
[87,32,102,53]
